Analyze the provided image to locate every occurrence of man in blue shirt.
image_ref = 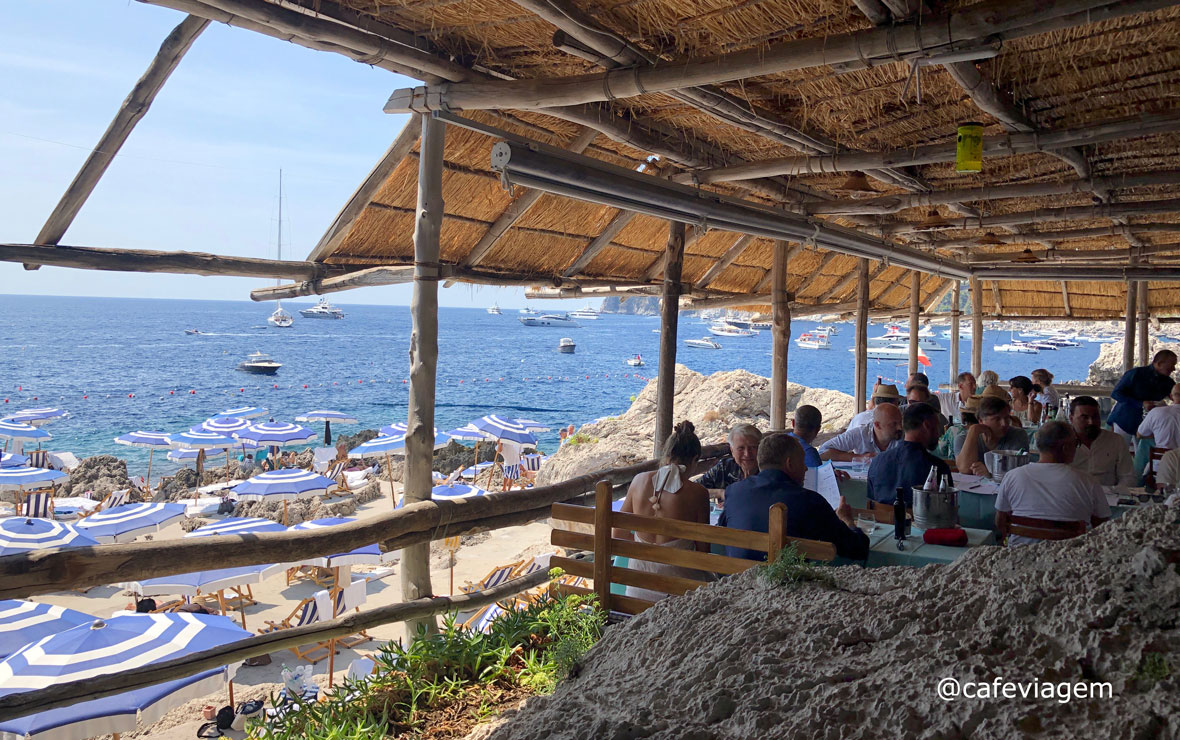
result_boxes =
[867,402,951,506]
[1109,349,1177,442]
[719,433,868,561]
[787,404,823,467]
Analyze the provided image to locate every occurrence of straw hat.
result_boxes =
[981,385,1012,402]
[962,395,983,413]
[871,383,901,400]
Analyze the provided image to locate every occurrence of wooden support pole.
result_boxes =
[1137,282,1150,366]
[402,113,444,635]
[908,271,921,376]
[1062,282,1073,316]
[654,222,686,456]
[950,282,962,386]
[593,481,612,611]
[1123,281,1138,373]
[770,243,791,429]
[970,276,983,377]
[32,15,210,257]
[854,258,870,412]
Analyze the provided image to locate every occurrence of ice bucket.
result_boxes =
[985,450,1030,480]
[912,486,959,531]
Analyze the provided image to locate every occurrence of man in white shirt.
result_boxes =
[1068,396,1136,488]
[1137,384,1180,450]
[996,421,1111,546]
[818,404,901,462]
[1156,448,1180,487]
[848,384,901,427]
[937,372,977,424]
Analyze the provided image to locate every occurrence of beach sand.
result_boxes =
[28,480,555,740]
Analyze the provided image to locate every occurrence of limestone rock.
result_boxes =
[1083,339,1180,385]
[231,479,383,524]
[536,365,854,487]
[60,455,133,498]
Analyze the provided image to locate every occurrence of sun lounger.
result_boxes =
[343,469,370,490]
[331,580,371,648]
[462,603,506,633]
[258,589,335,663]
[82,488,128,518]
[48,451,81,472]
[20,491,54,519]
[312,447,336,473]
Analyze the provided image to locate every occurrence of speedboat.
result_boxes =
[816,324,840,335]
[299,298,345,319]
[558,337,576,354]
[872,324,944,350]
[625,354,645,366]
[852,344,931,365]
[750,320,772,330]
[1020,340,1058,351]
[795,331,831,349]
[267,304,294,328]
[569,307,600,320]
[685,337,722,350]
[1041,336,1081,348]
[520,314,580,328]
[709,322,756,337]
[184,329,205,335]
[941,328,972,339]
[519,307,537,315]
[237,351,282,374]
[487,303,502,315]
[994,343,1039,354]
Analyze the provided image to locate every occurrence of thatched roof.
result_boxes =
[270,0,1180,318]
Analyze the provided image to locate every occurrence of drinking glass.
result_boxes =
[855,513,877,535]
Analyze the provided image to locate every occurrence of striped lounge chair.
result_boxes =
[259,589,334,663]
[20,491,54,519]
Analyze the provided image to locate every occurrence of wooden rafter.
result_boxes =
[884,197,1180,234]
[696,234,756,288]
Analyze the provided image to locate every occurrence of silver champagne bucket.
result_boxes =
[912,486,959,530]
[985,450,1031,480]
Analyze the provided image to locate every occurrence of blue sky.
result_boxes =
[0,0,581,309]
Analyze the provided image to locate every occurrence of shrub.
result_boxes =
[760,544,836,589]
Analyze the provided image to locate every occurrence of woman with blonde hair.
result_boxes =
[612,420,713,601]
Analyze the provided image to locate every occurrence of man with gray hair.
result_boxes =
[699,423,762,502]
[995,421,1111,546]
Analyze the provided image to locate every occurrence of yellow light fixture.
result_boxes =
[956,122,984,173]
[835,171,875,195]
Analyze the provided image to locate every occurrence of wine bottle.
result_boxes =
[894,487,907,542]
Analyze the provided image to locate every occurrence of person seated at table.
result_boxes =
[954,396,1029,476]
[978,369,1002,394]
[719,433,868,561]
[1155,447,1180,487]
[867,403,951,507]
[1032,368,1058,412]
[818,403,901,462]
[906,384,947,439]
[1008,375,1041,424]
[937,371,977,424]
[995,421,1110,546]
[788,405,823,467]
[698,423,762,503]
[848,384,901,427]
[1068,395,1135,488]
[1109,349,1178,442]
[1137,383,1180,450]
[613,421,713,600]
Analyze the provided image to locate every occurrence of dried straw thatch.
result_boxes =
[274,0,1180,318]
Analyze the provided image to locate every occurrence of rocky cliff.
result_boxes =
[535,365,854,486]
[599,296,660,316]
[1083,339,1180,385]
[59,455,133,498]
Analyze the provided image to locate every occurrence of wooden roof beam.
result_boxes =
[696,234,756,288]
[933,223,1180,248]
[817,261,888,303]
[560,210,636,277]
[968,242,1180,263]
[974,266,1180,281]
[884,196,1180,234]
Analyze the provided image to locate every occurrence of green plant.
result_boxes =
[1136,652,1171,684]
[761,544,836,589]
[565,433,598,446]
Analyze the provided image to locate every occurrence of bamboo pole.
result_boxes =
[771,243,791,429]
[970,277,983,377]
[32,16,210,255]
[854,259,870,413]
[908,271,921,376]
[936,223,1180,249]
[950,282,962,386]
[402,113,445,635]
[1137,283,1150,366]
[562,211,636,277]
[695,235,756,289]
[1062,283,1073,316]
[884,196,1180,234]
[654,222,686,456]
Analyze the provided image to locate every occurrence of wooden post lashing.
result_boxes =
[653,221,685,456]
[402,112,445,635]
[854,258,870,412]
[908,271,921,376]
[950,281,961,385]
[770,243,791,429]
[593,480,613,613]
[970,276,983,377]
[768,503,787,564]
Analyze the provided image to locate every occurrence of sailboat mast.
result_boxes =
[276,169,282,291]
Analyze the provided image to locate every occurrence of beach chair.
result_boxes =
[84,489,129,518]
[331,580,372,648]
[20,491,54,519]
[462,603,506,633]
[258,589,335,663]
[286,564,336,588]
[322,460,350,495]
[311,447,336,473]
[26,450,50,469]
[460,560,523,595]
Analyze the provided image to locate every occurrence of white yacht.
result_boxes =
[267,305,294,328]
[487,303,502,315]
[853,344,931,365]
[709,322,756,337]
[795,331,832,349]
[941,328,972,339]
[870,325,944,351]
[685,337,722,350]
[569,306,600,320]
[519,314,580,328]
[750,320,772,331]
[519,307,537,315]
[299,298,345,319]
[995,342,1039,354]
[237,351,282,375]
[816,324,840,335]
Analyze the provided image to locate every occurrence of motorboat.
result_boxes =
[519,307,537,315]
[709,322,756,337]
[299,297,345,319]
[184,329,205,335]
[720,316,754,330]
[685,337,722,350]
[267,305,294,328]
[852,344,931,365]
[1041,336,1081,348]
[558,337,576,354]
[750,320,772,330]
[520,314,580,327]
[872,324,943,350]
[1081,335,1119,343]
[1020,340,1058,351]
[795,331,831,349]
[569,307,600,320]
[487,303,502,315]
[941,328,973,339]
[626,354,645,366]
[994,343,1039,354]
[816,324,840,335]
[237,351,282,374]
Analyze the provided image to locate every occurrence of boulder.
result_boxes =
[535,365,854,486]
[231,479,384,524]
[1083,339,1180,385]
[59,455,133,498]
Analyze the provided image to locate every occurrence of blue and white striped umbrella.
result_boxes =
[467,415,539,445]
[0,613,250,740]
[0,600,94,660]
[297,410,358,424]
[3,408,68,427]
[512,418,552,433]
[445,424,486,441]
[0,453,28,469]
[0,421,52,444]
[166,430,237,449]
[0,518,100,556]
[379,421,408,437]
[397,483,487,509]
[350,430,450,459]
[113,431,172,449]
[232,468,337,502]
[193,417,251,435]
[0,467,68,492]
[75,503,188,544]
[234,422,316,447]
[211,406,267,420]
[184,517,286,538]
[290,517,388,568]
[166,448,224,462]
[123,565,281,596]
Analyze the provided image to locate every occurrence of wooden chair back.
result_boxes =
[26,450,50,469]
[550,481,836,616]
[21,491,54,519]
[1006,515,1087,542]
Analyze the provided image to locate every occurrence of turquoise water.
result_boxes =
[0,295,1100,477]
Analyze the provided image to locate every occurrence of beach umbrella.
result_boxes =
[296,410,358,445]
[396,483,487,509]
[0,452,29,469]
[0,600,94,660]
[114,431,172,494]
[290,517,388,569]
[3,408,68,427]
[512,418,552,433]
[445,424,485,441]
[233,468,337,525]
[379,421,408,437]
[193,417,251,435]
[234,421,316,448]
[123,565,282,597]
[211,406,267,420]
[0,467,68,506]
[0,518,100,556]
[0,421,51,453]
[467,415,540,446]
[75,503,188,544]
[0,613,250,740]
[184,516,287,538]
[166,447,225,463]
[167,431,237,493]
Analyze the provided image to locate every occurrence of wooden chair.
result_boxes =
[81,489,129,518]
[258,590,334,663]
[1143,446,1169,489]
[286,564,336,588]
[460,560,524,594]
[330,581,372,648]
[26,450,50,469]
[20,490,54,519]
[1005,515,1088,543]
[462,603,506,633]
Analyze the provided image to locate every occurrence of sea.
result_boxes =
[0,294,1104,478]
